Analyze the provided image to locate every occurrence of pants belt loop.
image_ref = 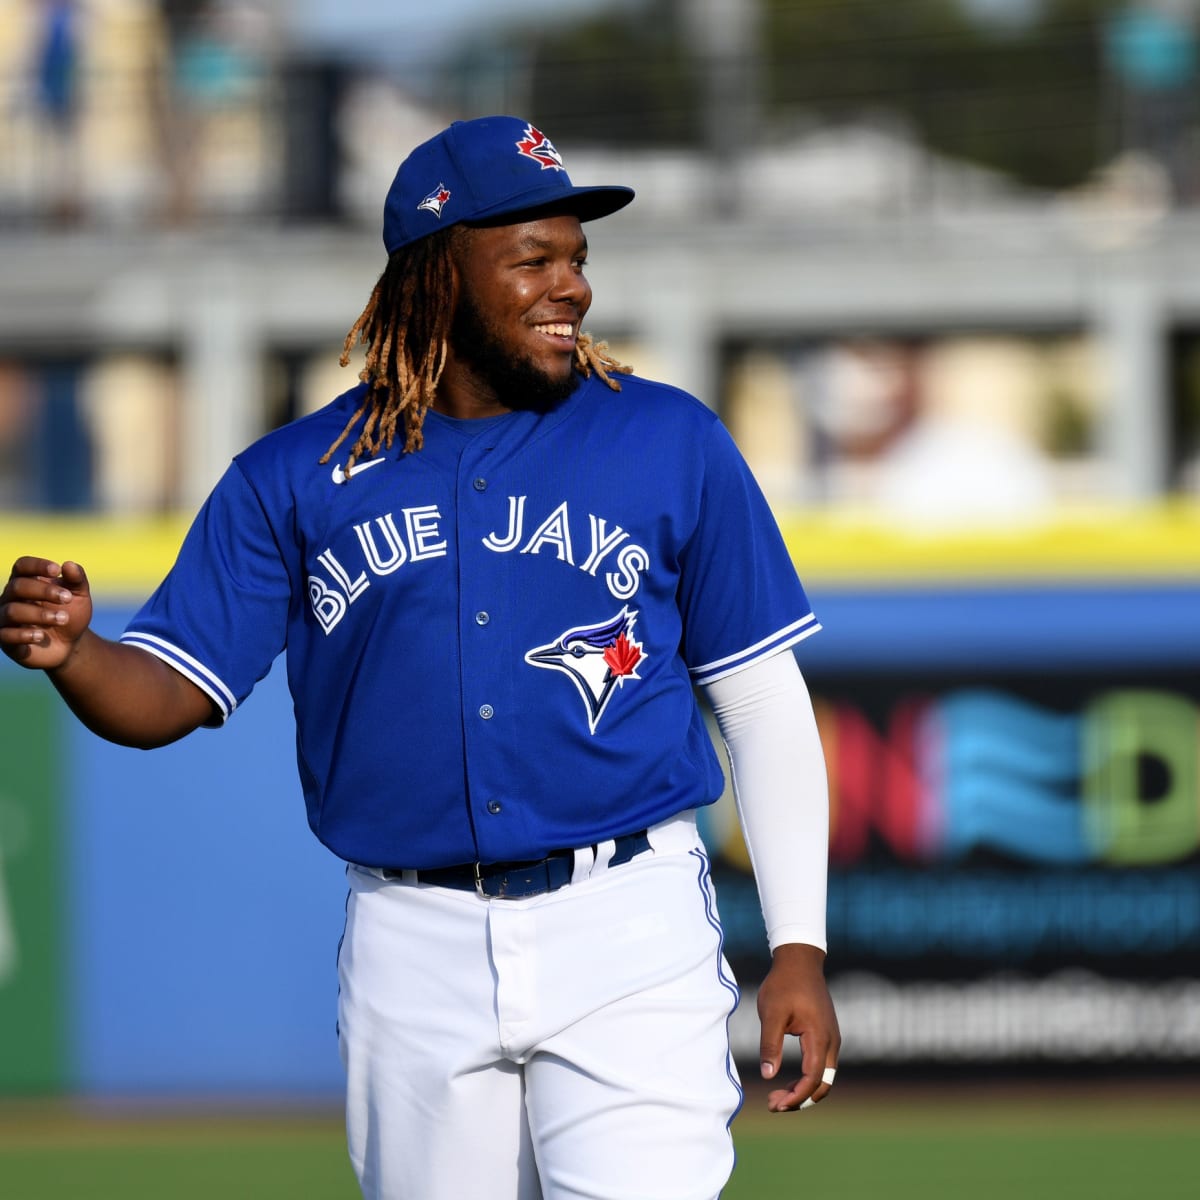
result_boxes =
[571,844,596,885]
[591,838,616,874]
[646,810,699,856]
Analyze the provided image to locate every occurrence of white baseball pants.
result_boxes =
[337,813,743,1200]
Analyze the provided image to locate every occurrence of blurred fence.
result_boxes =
[4,210,1200,519]
[3,4,1200,516]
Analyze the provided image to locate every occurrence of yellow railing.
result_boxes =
[777,503,1200,585]
[4,502,1200,598]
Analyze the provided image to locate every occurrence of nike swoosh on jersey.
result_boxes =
[331,457,387,485]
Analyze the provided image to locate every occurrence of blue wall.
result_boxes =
[801,581,1200,672]
[65,609,347,1097]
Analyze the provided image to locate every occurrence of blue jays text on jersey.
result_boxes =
[307,492,652,637]
[121,372,820,870]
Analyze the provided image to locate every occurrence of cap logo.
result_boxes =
[417,183,452,218]
[515,123,564,171]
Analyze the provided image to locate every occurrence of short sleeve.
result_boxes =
[678,421,820,686]
[120,461,293,720]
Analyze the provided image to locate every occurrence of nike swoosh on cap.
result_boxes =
[331,457,387,485]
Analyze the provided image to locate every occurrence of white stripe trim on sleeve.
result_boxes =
[120,632,238,718]
[688,614,820,684]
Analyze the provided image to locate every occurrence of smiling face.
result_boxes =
[438,213,593,418]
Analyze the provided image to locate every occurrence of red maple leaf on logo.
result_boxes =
[515,124,564,170]
[604,632,642,678]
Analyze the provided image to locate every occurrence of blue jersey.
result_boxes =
[122,371,820,868]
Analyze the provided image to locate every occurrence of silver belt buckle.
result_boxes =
[473,862,486,897]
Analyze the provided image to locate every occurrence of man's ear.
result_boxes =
[445,226,473,307]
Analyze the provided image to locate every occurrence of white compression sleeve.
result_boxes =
[703,650,829,953]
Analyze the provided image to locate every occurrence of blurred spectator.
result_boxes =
[1,0,180,228]
[862,339,1058,527]
[81,355,179,512]
[157,0,274,221]
[0,362,38,509]
[33,0,81,222]
[35,0,76,125]
[725,335,1081,524]
[33,361,93,509]
[1104,0,1200,202]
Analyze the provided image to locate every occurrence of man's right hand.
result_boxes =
[1,556,211,747]
[0,557,93,670]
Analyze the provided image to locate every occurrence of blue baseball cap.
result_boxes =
[382,115,635,254]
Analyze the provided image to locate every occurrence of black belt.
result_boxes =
[384,829,651,899]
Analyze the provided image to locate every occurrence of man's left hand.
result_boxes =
[756,942,840,1113]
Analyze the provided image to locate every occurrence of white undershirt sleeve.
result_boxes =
[702,649,829,953]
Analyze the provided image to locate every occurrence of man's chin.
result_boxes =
[505,366,581,413]
[448,299,582,413]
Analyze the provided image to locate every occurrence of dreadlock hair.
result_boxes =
[320,225,634,475]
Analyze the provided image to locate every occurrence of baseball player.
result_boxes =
[1,115,839,1199]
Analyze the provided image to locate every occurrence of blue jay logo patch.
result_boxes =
[525,607,646,733]
[418,183,452,218]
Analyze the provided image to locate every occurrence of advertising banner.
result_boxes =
[708,579,1200,1071]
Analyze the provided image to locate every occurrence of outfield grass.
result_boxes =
[0,1110,358,1200]
[726,1080,1200,1200]
[0,1082,1196,1199]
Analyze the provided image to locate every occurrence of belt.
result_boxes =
[382,829,651,899]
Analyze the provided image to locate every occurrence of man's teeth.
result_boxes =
[535,323,574,337]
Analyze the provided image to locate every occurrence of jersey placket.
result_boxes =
[456,436,518,863]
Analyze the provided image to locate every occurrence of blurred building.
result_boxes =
[0,3,1190,520]
[0,1,1198,517]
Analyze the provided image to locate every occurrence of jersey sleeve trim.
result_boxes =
[119,632,238,721]
[687,615,821,686]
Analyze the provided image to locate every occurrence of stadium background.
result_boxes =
[2,0,1199,1194]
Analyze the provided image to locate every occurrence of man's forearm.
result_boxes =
[704,650,829,952]
[48,632,214,748]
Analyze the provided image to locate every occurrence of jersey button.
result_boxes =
[479,704,495,720]
[472,477,487,492]
[475,611,490,626]
[486,800,502,815]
